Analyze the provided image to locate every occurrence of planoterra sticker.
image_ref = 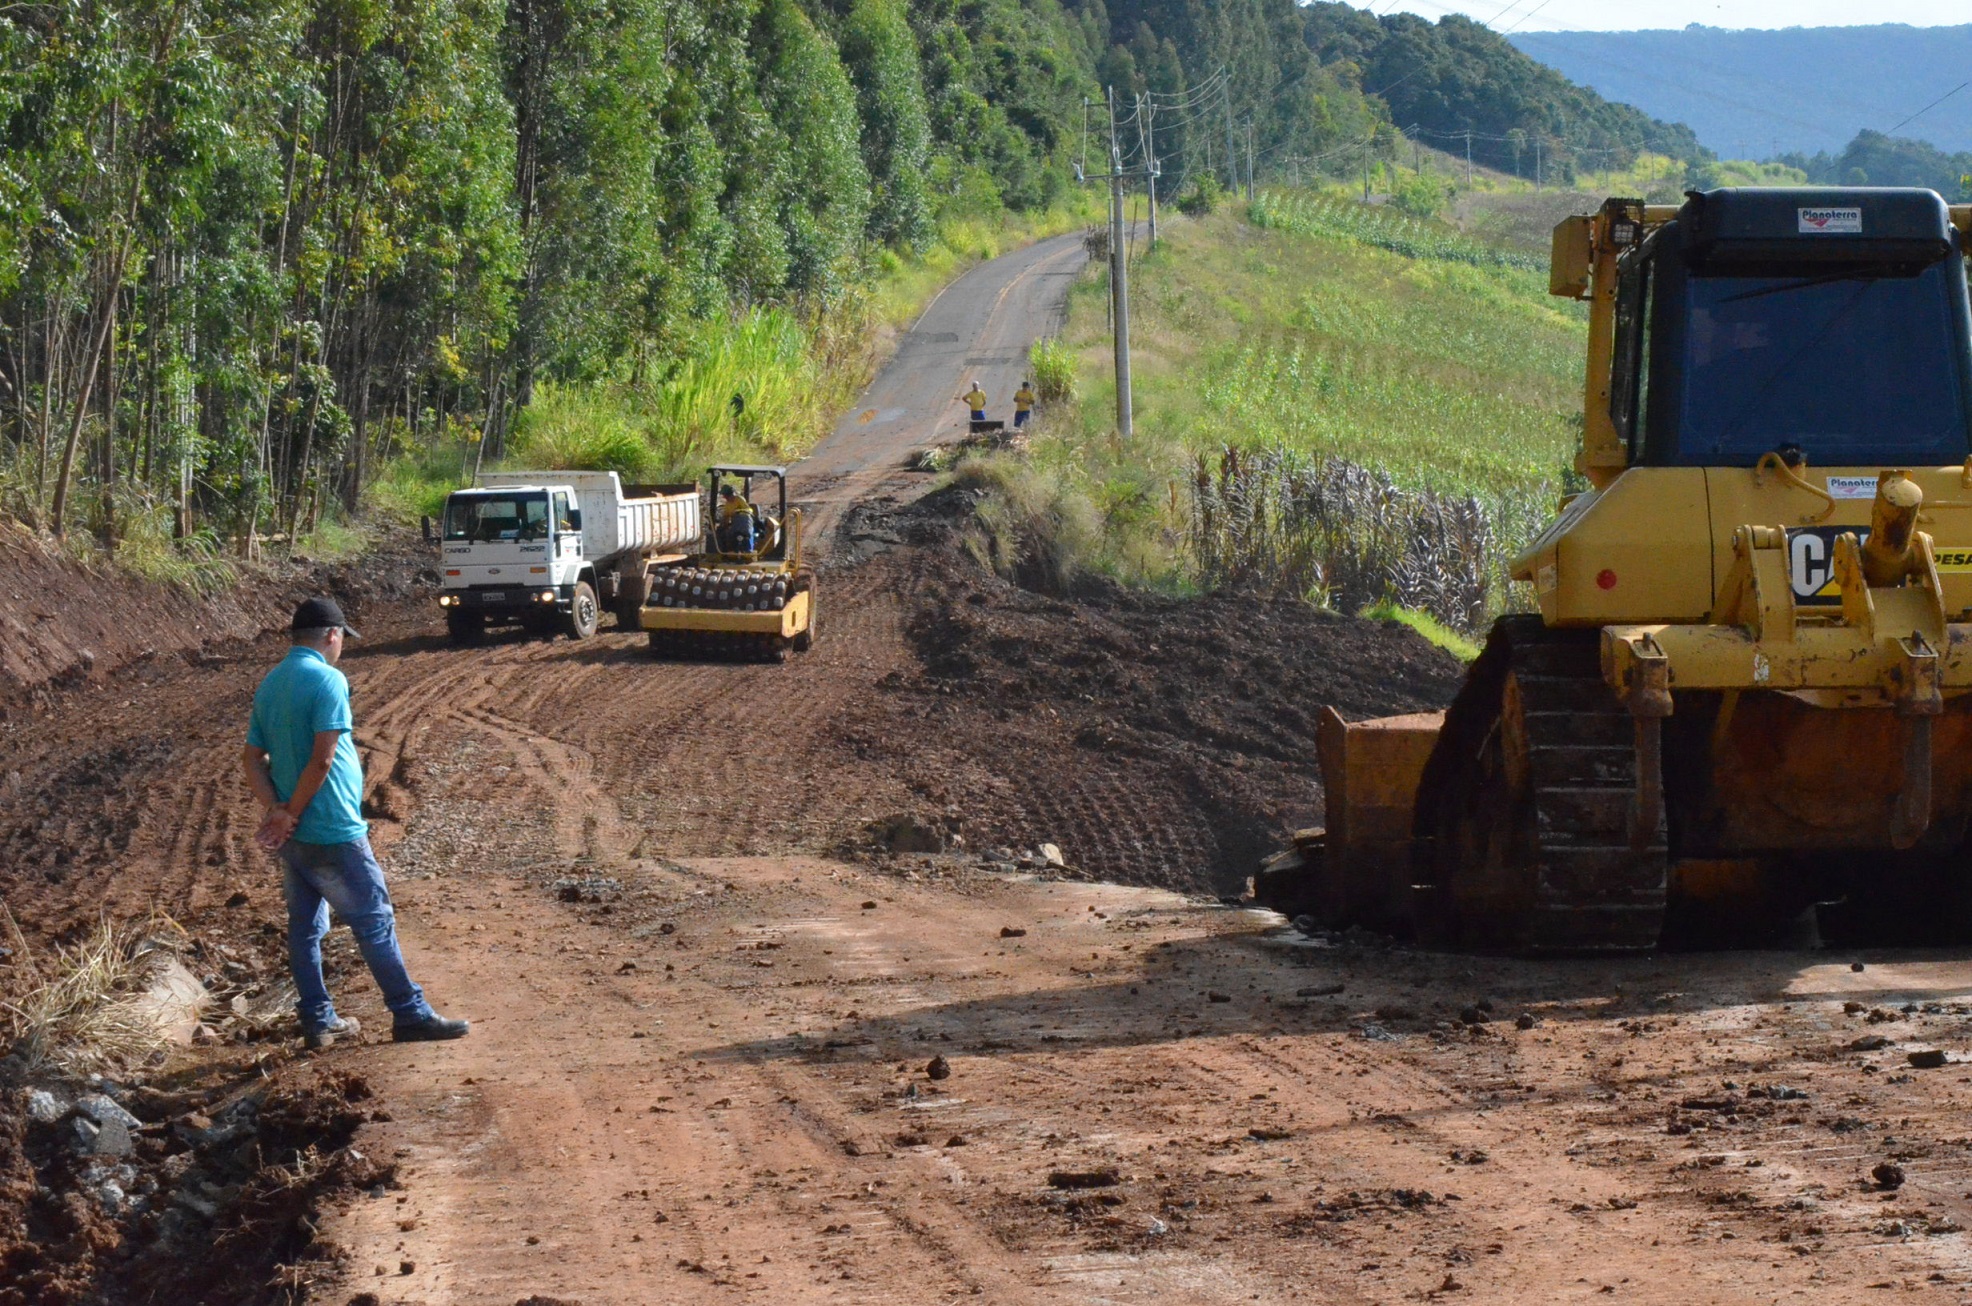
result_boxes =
[1825,476,1878,500]
[1799,207,1863,235]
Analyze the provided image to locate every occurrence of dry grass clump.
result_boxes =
[1,907,192,1075]
[1190,446,1540,635]
[950,454,1105,597]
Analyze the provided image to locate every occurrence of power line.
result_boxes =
[1886,80,1970,137]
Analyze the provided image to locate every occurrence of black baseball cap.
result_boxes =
[291,596,360,639]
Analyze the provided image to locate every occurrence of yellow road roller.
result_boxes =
[639,464,815,662]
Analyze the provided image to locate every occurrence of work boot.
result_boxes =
[392,1013,470,1043]
[303,1016,361,1050]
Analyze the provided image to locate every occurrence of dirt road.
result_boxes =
[10,234,1972,1305]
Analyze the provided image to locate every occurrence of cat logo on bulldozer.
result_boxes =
[1787,526,1864,603]
[1790,526,1972,601]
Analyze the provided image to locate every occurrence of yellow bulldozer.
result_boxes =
[638,464,816,661]
[1260,187,1972,951]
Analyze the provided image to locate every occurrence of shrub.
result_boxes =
[1028,336,1076,403]
[949,454,1103,596]
[1388,171,1450,220]
[1175,175,1223,217]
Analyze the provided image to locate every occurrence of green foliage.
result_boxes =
[1359,600,1480,662]
[1248,191,1544,273]
[840,0,935,250]
[1387,171,1450,220]
[1029,337,1077,403]
[508,389,663,482]
[1039,196,1583,625]
[1175,176,1224,217]
[1780,130,1972,198]
[1300,4,1710,182]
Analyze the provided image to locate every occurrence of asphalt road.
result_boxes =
[795,231,1087,552]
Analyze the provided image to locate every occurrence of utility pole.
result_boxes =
[1464,128,1473,187]
[1224,88,1237,192]
[1244,120,1255,201]
[1136,92,1159,249]
[1107,86,1133,440]
[1534,136,1543,191]
[1362,132,1372,202]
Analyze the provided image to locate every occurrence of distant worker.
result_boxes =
[242,597,469,1049]
[1013,380,1037,429]
[718,483,756,553]
[958,381,988,422]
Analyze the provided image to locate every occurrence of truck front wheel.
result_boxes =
[446,609,482,646]
[566,581,599,640]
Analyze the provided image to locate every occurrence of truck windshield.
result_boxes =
[443,493,549,542]
[1677,259,1970,465]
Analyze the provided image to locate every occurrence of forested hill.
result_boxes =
[0,0,1377,547]
[1508,24,1972,159]
[0,0,1698,552]
[1301,4,1710,182]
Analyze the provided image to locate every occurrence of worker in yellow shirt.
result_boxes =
[717,484,756,552]
[957,382,988,422]
[1013,380,1037,428]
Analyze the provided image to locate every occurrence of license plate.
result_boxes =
[481,591,504,602]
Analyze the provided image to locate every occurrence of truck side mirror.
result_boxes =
[566,508,582,531]
[421,515,434,543]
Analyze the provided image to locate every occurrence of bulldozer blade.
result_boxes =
[1307,707,1444,932]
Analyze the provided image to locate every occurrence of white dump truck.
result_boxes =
[427,471,700,643]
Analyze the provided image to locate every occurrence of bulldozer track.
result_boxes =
[1419,616,1668,954]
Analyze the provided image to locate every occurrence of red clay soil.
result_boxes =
[866,487,1467,890]
[0,522,433,710]
[0,487,1467,1304]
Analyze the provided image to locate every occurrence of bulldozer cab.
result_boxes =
[1597,188,1972,473]
[707,464,789,561]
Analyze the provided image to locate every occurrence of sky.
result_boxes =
[1376,0,1968,34]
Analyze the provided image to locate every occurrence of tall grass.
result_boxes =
[1018,190,1589,623]
[1189,446,1546,634]
[1029,336,1076,402]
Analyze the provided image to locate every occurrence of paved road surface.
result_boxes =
[796,231,1085,552]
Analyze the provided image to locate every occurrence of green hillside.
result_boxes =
[1301,4,1711,184]
[985,189,1583,634]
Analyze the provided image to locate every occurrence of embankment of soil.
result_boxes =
[0,523,433,710]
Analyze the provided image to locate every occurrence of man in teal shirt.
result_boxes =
[243,597,467,1048]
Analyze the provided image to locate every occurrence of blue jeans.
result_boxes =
[280,836,432,1032]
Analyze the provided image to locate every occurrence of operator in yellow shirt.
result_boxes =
[957,382,988,422]
[717,484,756,553]
[1013,380,1037,428]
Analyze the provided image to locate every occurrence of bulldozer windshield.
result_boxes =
[1685,261,1969,464]
[1646,255,1972,467]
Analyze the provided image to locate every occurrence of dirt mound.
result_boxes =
[0,1065,387,1306]
[838,490,1467,892]
[0,523,434,712]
